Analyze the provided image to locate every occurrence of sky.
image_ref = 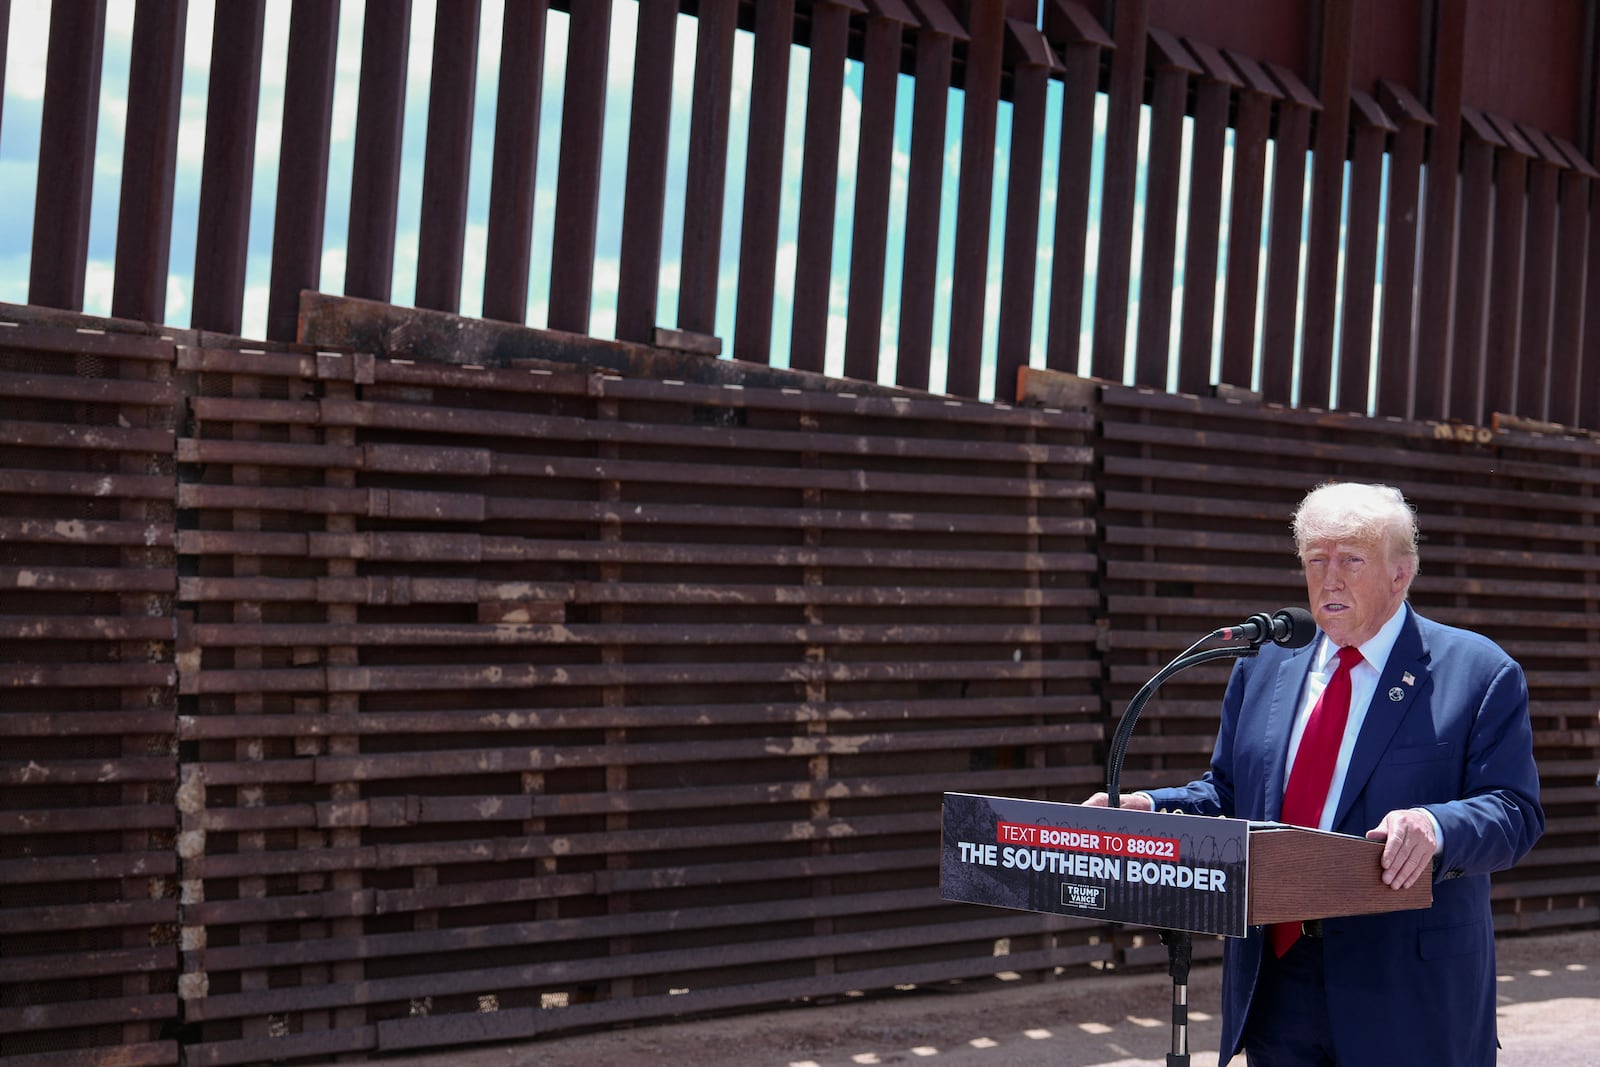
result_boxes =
[0,0,1343,404]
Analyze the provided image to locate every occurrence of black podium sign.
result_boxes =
[940,792,1251,938]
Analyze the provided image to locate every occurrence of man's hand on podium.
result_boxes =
[1366,808,1441,889]
[1081,791,1154,811]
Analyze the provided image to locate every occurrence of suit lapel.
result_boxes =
[1331,604,1430,831]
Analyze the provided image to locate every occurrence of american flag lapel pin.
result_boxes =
[1402,671,1415,686]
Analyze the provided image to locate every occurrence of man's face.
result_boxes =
[1300,537,1409,648]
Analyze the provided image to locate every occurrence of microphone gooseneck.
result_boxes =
[1105,607,1314,807]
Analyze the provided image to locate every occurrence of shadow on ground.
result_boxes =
[378,928,1596,1067]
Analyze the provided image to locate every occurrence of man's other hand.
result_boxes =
[1366,808,1440,889]
[1082,791,1153,810]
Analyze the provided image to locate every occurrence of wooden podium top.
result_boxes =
[1245,823,1431,925]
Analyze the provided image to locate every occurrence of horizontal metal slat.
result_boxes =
[0,711,176,737]
[0,664,176,689]
[299,531,1098,573]
[310,396,1093,468]
[1100,415,1600,489]
[0,469,173,499]
[177,694,1099,737]
[0,616,174,641]
[176,344,319,378]
[0,757,176,786]
[183,656,1103,696]
[0,945,177,983]
[0,850,177,885]
[0,565,176,594]
[307,722,1100,782]
[188,620,1098,648]
[589,371,1097,430]
[0,369,175,406]
[176,573,1096,609]
[0,804,174,835]
[0,898,177,935]
[0,994,177,1035]
[0,517,174,548]
[0,419,174,454]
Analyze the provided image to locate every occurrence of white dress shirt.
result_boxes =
[1286,603,1444,844]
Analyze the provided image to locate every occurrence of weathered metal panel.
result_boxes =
[0,314,180,1065]
[3,305,1598,1064]
[154,300,1100,1061]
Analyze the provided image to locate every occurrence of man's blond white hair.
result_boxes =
[1291,482,1420,592]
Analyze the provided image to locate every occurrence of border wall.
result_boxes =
[2,301,1596,1066]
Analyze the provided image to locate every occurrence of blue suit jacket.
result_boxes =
[1147,604,1544,1066]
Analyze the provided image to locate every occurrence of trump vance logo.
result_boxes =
[1062,882,1105,910]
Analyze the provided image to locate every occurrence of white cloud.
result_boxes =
[590,256,620,339]
[5,1,51,102]
[165,273,189,323]
[84,258,115,316]
[331,1,365,143]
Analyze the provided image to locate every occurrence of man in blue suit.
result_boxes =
[1087,482,1544,1065]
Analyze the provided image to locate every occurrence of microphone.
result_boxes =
[1215,607,1316,648]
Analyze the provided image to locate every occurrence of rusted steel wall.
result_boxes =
[5,299,1597,1065]
[10,0,1600,427]
[0,317,182,1066]
[171,330,1106,1066]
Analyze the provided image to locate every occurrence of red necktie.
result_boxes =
[1271,644,1364,958]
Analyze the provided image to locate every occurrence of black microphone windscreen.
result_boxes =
[1273,607,1317,648]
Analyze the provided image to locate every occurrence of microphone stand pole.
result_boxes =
[1104,642,1258,1067]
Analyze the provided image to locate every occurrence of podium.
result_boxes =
[940,793,1430,939]
[1243,822,1431,925]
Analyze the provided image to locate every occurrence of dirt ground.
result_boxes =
[385,927,1597,1067]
